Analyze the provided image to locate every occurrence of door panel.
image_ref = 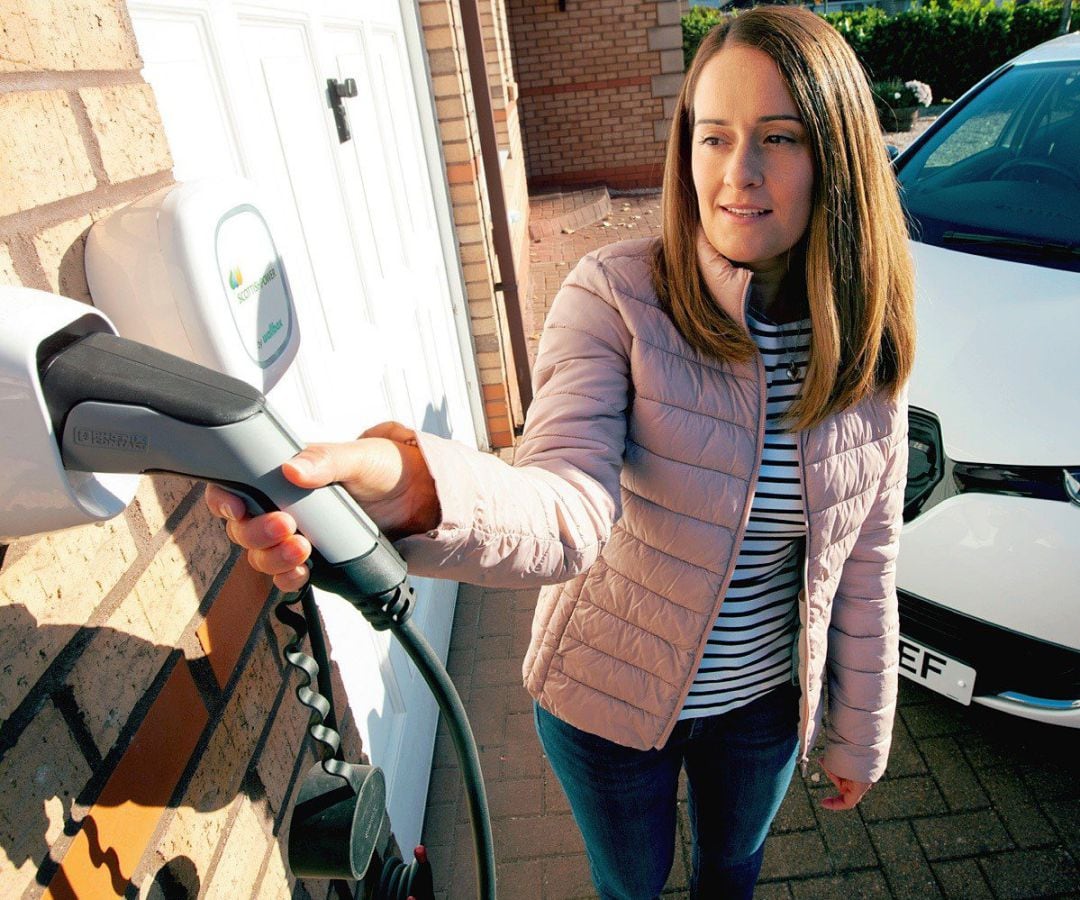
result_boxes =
[129,0,471,852]
[129,12,246,183]
[233,16,389,434]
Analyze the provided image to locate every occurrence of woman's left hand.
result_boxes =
[819,763,872,811]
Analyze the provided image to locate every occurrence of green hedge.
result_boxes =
[683,0,1076,103]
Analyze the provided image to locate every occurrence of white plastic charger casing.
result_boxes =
[0,287,139,540]
[84,177,298,394]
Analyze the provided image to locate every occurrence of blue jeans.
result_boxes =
[534,684,799,900]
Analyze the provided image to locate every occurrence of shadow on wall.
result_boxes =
[0,392,447,896]
[0,603,266,896]
[144,855,201,898]
[57,224,94,305]
[0,592,367,898]
[422,397,451,440]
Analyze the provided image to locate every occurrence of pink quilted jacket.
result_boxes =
[398,235,907,784]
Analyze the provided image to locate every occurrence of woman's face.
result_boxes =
[691,43,815,277]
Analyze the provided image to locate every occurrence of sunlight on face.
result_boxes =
[691,44,815,277]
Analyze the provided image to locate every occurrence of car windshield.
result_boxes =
[896,59,1080,273]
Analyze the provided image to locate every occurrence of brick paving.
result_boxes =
[421,115,1080,898]
[423,582,1080,899]
[522,189,664,370]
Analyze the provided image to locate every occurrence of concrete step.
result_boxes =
[528,187,611,240]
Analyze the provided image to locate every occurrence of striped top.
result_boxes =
[679,309,812,720]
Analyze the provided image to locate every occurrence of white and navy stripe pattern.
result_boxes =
[680,310,812,720]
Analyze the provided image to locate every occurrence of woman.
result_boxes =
[208,7,914,898]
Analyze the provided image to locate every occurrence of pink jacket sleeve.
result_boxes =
[823,401,908,784]
[393,254,632,587]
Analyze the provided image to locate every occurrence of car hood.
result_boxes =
[908,241,1080,465]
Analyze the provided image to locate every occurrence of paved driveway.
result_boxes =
[421,582,1078,899]
[419,178,1079,899]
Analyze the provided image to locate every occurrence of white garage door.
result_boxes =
[127,0,479,853]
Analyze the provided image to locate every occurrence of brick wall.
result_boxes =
[422,0,532,442]
[506,0,684,190]
[0,3,366,898]
[1,1,534,897]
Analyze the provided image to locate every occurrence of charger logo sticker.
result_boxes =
[216,206,295,367]
[235,264,277,304]
[73,428,149,452]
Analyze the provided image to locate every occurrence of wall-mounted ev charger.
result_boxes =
[85,176,298,393]
[0,284,493,899]
[0,178,495,899]
[0,290,137,541]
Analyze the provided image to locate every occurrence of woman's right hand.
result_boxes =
[204,421,439,592]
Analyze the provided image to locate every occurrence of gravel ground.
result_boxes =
[885,103,950,153]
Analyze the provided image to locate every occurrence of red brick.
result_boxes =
[202,797,270,899]
[543,852,594,898]
[498,812,585,860]
[196,558,273,689]
[446,161,476,184]
[255,677,308,819]
[496,858,543,899]
[185,635,280,817]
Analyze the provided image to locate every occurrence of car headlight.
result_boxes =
[1066,469,1080,506]
[904,410,945,521]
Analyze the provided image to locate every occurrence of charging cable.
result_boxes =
[307,572,496,900]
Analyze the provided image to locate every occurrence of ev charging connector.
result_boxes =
[0,284,495,898]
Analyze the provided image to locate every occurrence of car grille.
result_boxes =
[899,589,1080,700]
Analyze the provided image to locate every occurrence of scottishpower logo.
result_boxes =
[228,265,278,303]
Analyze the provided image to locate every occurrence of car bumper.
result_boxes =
[898,588,1080,727]
[970,693,1080,728]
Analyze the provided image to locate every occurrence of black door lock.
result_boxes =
[328,77,359,143]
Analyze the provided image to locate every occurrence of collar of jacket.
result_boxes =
[695,226,754,335]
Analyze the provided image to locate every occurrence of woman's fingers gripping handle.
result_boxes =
[206,437,417,592]
[205,482,310,592]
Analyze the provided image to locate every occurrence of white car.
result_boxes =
[892,32,1080,727]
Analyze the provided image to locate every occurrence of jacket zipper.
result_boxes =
[795,429,813,776]
[656,279,767,749]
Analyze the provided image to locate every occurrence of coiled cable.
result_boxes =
[275,581,495,900]
[275,586,363,788]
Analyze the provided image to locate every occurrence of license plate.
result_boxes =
[898,635,977,705]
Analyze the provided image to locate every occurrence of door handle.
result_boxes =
[327,77,358,143]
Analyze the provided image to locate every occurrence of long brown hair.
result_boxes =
[653,6,915,430]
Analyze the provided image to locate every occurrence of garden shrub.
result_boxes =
[683,0,1076,102]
